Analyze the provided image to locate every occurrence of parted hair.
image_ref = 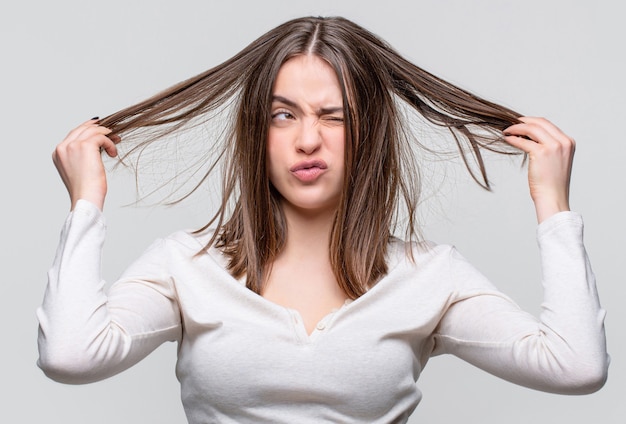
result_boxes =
[99,16,522,298]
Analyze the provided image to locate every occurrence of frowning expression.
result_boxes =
[267,55,345,216]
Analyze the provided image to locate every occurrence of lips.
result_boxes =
[290,160,328,182]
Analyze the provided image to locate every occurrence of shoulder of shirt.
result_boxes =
[156,227,218,252]
[386,235,458,267]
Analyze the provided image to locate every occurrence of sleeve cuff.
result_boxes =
[536,211,583,240]
[69,199,106,228]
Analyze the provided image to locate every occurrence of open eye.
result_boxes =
[271,110,295,122]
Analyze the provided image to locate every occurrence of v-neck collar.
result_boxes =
[203,236,411,343]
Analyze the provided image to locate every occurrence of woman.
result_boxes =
[38,16,608,423]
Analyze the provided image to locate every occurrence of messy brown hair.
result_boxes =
[99,16,522,299]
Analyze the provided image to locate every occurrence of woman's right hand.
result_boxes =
[52,118,120,211]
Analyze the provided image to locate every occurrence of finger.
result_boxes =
[507,117,574,147]
[62,117,102,143]
[62,125,116,154]
[100,135,119,157]
[505,120,549,140]
[518,117,567,141]
[502,124,553,154]
[502,133,540,154]
[74,124,115,141]
[504,125,572,159]
[521,117,576,154]
[107,133,122,144]
[54,130,115,165]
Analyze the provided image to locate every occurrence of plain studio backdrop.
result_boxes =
[1,1,623,423]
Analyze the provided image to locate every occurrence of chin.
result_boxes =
[282,197,340,215]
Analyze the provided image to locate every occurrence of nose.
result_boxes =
[295,120,322,155]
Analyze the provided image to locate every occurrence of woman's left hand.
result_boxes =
[503,117,575,223]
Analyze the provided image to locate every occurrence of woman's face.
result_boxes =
[267,55,345,216]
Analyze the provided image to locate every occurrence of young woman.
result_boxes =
[38,16,608,423]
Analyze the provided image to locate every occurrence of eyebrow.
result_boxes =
[272,95,343,115]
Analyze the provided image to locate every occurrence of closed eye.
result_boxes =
[322,115,344,125]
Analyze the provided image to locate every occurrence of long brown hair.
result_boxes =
[99,16,522,298]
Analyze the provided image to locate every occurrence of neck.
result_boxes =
[279,202,336,262]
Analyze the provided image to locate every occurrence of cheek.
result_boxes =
[329,130,346,170]
[266,128,286,163]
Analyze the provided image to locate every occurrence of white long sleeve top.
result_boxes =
[37,200,609,423]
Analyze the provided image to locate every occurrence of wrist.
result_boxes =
[534,198,570,224]
[70,192,105,212]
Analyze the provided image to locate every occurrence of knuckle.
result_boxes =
[561,137,575,152]
[53,143,66,157]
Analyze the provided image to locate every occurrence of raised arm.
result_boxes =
[503,116,575,223]
[38,122,181,384]
[433,118,608,393]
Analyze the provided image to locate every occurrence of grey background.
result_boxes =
[2,0,623,422]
